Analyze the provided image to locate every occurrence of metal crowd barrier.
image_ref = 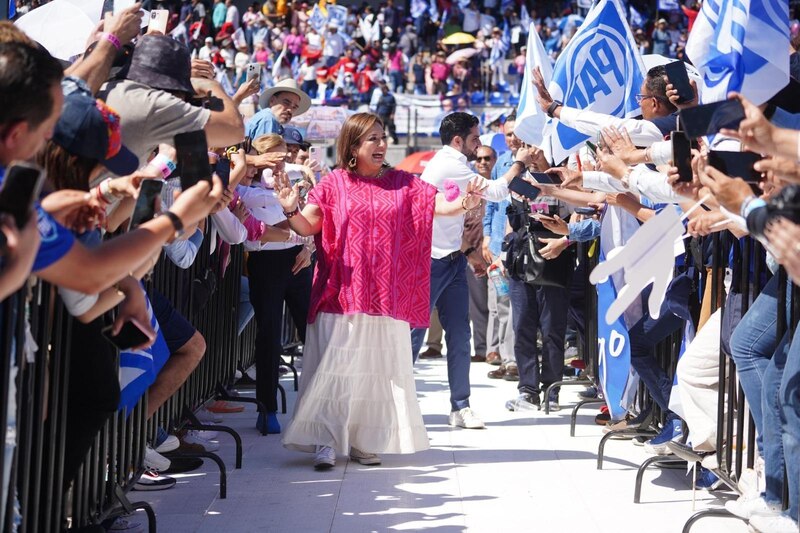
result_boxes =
[0,227,270,531]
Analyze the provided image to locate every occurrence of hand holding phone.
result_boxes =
[679,99,746,138]
[175,131,212,191]
[246,63,262,83]
[0,162,46,229]
[707,150,763,183]
[102,319,154,351]
[128,180,164,230]
[215,158,231,189]
[671,131,693,183]
[508,175,541,201]
[664,61,695,105]
[148,9,169,34]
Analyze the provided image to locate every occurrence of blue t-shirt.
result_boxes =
[245,108,284,140]
[0,166,75,272]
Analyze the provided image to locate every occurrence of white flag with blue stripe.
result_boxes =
[489,21,511,66]
[410,0,427,19]
[658,0,681,11]
[629,5,646,28]
[685,0,789,106]
[429,0,439,23]
[514,24,553,147]
[544,0,645,164]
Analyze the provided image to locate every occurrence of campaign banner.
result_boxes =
[326,4,347,28]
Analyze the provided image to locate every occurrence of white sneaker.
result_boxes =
[196,408,223,424]
[154,434,179,454]
[748,512,799,533]
[724,495,780,519]
[313,445,335,470]
[144,446,170,472]
[193,430,219,440]
[182,430,220,452]
[108,513,145,532]
[449,407,485,429]
[349,447,381,465]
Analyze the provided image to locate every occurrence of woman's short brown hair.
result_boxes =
[252,133,286,154]
[336,113,384,169]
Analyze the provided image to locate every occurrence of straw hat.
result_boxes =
[258,78,312,115]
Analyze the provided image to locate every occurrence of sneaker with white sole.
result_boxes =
[748,512,799,533]
[144,446,171,472]
[154,434,179,454]
[449,407,485,429]
[643,418,682,455]
[133,470,177,491]
[181,430,220,452]
[193,430,219,440]
[505,393,540,411]
[313,445,335,470]
[196,408,223,424]
[724,496,781,519]
[349,447,381,465]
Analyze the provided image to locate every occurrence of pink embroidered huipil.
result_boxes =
[306,168,436,328]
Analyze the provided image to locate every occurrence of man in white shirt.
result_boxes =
[322,23,346,67]
[225,0,241,30]
[412,112,533,429]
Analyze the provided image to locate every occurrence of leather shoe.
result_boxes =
[419,348,442,359]
[487,365,506,379]
[486,352,502,366]
[502,363,519,381]
[471,354,486,363]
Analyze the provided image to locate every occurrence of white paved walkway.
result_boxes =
[141,357,751,533]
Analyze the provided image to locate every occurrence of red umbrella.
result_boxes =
[396,151,437,174]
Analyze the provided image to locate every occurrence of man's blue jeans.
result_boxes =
[411,254,472,411]
[775,316,800,521]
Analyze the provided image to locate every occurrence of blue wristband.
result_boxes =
[742,197,767,219]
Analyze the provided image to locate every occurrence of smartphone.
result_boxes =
[246,63,261,83]
[127,180,164,231]
[508,175,540,201]
[243,136,253,154]
[174,130,212,191]
[707,150,764,183]
[679,99,746,138]
[664,61,694,104]
[308,145,323,167]
[0,162,46,229]
[671,131,693,183]
[215,158,231,189]
[102,319,154,351]
[585,141,598,155]
[529,171,559,185]
[149,9,169,34]
[575,206,597,216]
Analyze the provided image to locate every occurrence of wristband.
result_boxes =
[741,196,766,219]
[546,100,562,118]
[99,178,118,203]
[149,154,177,179]
[102,32,121,51]
[283,206,300,218]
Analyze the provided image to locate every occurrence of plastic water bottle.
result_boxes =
[488,266,509,297]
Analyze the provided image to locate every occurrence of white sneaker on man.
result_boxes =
[181,430,220,452]
[144,446,171,472]
[154,434,179,454]
[449,407,485,429]
[724,495,780,519]
[349,447,381,465]
[748,512,799,533]
[313,445,336,470]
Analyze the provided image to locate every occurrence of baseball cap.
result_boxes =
[53,91,138,176]
[282,126,310,149]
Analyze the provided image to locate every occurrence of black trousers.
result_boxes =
[247,247,312,412]
[378,113,398,142]
[63,318,120,488]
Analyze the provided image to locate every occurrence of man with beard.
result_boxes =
[411,112,533,429]
[246,78,311,139]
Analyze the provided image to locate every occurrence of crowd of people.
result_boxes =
[2,0,800,533]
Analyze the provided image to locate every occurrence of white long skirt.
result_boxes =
[282,312,430,455]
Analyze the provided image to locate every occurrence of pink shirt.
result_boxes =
[306,168,437,328]
[285,33,305,55]
[430,62,450,82]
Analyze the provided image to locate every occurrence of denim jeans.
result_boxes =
[237,276,254,336]
[508,278,568,396]
[776,319,800,520]
[729,274,790,451]
[626,298,686,416]
[411,254,472,411]
[761,329,793,513]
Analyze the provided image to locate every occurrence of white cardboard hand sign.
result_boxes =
[590,206,685,325]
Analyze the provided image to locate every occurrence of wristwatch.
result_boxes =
[546,100,562,118]
[162,210,185,239]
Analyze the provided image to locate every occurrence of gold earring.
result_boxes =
[348,156,357,168]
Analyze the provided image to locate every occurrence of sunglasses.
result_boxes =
[476,156,494,162]
[635,93,668,104]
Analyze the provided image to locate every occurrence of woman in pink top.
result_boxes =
[277,113,482,470]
